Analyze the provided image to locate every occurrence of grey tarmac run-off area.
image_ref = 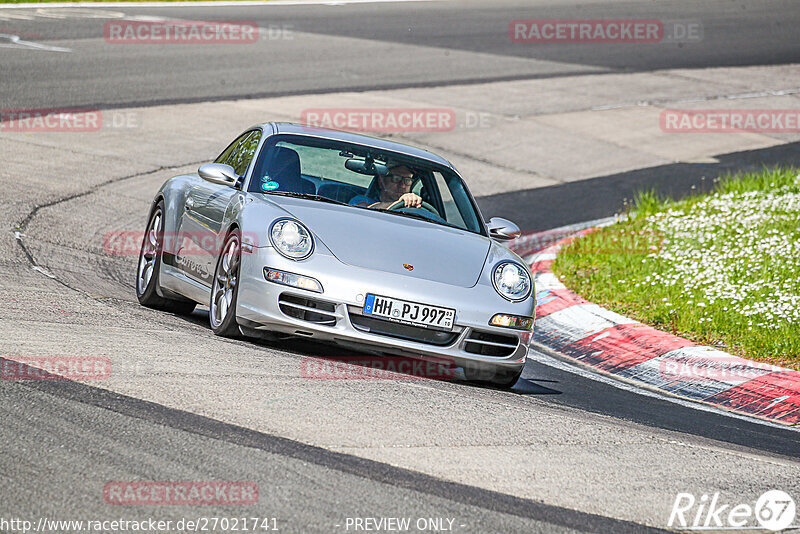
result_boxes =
[1,0,800,531]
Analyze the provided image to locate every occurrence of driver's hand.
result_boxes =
[399,193,422,208]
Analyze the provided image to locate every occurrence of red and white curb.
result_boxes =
[511,225,800,426]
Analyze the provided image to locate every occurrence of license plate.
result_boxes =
[363,294,455,331]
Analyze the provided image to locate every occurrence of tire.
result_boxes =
[465,364,523,390]
[491,367,524,389]
[136,200,196,315]
[209,229,242,337]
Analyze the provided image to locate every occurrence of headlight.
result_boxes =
[269,218,314,260]
[492,262,531,302]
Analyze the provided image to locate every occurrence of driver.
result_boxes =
[349,164,423,209]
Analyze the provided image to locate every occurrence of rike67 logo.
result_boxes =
[669,490,796,531]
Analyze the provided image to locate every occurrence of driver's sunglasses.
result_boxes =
[386,174,414,186]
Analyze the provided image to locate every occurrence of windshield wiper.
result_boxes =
[264,191,349,206]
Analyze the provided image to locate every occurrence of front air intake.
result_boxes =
[463,330,519,357]
[278,294,339,326]
[348,312,459,346]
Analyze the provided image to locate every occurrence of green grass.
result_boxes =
[553,167,800,369]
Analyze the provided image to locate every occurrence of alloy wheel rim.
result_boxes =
[211,236,240,328]
[137,210,162,296]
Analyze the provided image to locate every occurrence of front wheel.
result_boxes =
[210,230,242,337]
[465,365,523,390]
[136,200,196,315]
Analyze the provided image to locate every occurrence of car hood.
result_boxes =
[263,196,491,288]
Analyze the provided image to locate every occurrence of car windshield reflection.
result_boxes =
[247,135,485,235]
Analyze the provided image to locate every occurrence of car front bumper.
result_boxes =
[235,245,533,378]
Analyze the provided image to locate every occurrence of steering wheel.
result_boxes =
[386,199,439,215]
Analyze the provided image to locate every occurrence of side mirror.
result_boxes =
[198,163,238,186]
[487,217,521,241]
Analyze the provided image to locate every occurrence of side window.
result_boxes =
[215,130,262,177]
[231,130,262,177]
[412,176,436,211]
[215,132,250,166]
[434,172,466,227]
[445,174,482,233]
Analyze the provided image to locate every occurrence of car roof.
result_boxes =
[258,122,455,169]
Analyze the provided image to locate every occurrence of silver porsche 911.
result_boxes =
[136,123,534,387]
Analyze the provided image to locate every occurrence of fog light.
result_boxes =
[264,268,323,293]
[490,313,533,331]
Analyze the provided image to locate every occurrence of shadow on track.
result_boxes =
[176,308,563,395]
[479,141,800,230]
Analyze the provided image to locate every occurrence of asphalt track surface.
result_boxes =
[1,1,800,532]
[0,363,654,534]
[3,0,800,224]
[2,0,800,110]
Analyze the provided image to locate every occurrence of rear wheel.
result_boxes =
[210,229,242,337]
[136,200,196,314]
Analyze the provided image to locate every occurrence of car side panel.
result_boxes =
[155,174,209,303]
[177,182,239,286]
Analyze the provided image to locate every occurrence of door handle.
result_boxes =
[185,197,194,211]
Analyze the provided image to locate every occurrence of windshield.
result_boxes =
[248,135,485,235]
